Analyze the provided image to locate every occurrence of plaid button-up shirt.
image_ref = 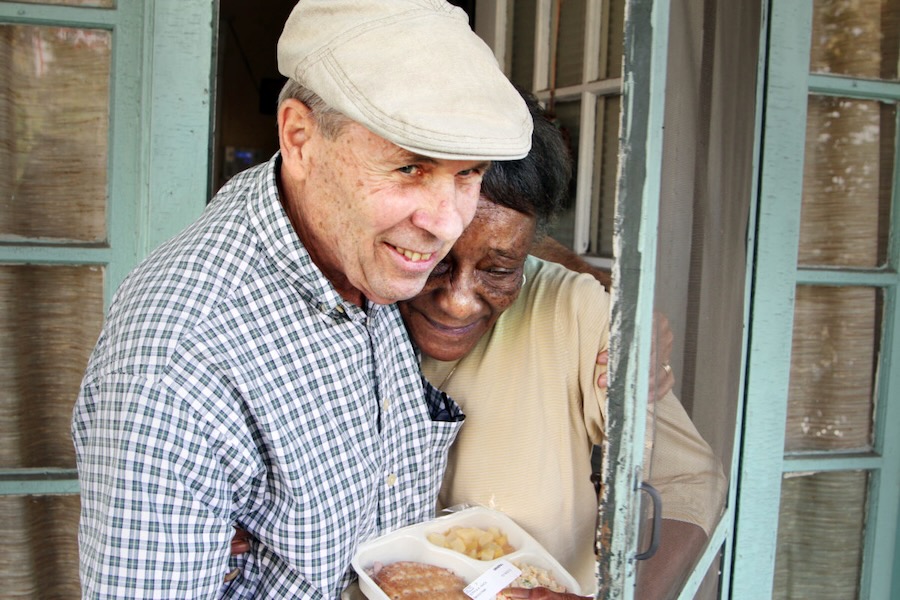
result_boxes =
[72,155,464,599]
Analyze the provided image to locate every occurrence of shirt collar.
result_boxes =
[247,152,362,318]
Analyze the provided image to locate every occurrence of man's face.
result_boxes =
[285,118,488,306]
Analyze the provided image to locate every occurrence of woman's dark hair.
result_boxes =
[479,88,573,235]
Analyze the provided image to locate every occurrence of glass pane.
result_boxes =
[590,94,620,257]
[554,0,586,88]
[0,494,81,597]
[0,24,110,243]
[786,286,877,452]
[510,0,537,90]
[693,546,724,600]
[811,0,898,81]
[545,99,581,250]
[0,265,104,469]
[774,471,867,599]
[799,95,894,268]
[16,0,113,6]
[636,4,756,584]
[604,0,626,80]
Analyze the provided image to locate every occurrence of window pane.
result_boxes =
[590,94,620,258]
[799,95,894,268]
[0,265,104,469]
[15,0,114,6]
[555,0,586,88]
[774,471,867,599]
[0,494,81,597]
[510,0,537,90]
[603,0,625,80]
[787,286,877,452]
[545,99,581,250]
[0,24,110,243]
[695,546,724,598]
[811,0,898,81]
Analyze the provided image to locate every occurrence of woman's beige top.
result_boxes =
[423,256,726,593]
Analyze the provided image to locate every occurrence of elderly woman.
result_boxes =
[398,91,726,598]
[234,92,724,598]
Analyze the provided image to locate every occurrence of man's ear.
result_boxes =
[278,98,315,166]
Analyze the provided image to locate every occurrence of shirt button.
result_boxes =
[386,473,397,487]
[382,398,391,411]
[336,305,346,314]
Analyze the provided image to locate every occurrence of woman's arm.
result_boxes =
[531,236,611,290]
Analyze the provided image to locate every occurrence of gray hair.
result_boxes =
[277,79,350,139]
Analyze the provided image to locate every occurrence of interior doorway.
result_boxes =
[213,0,293,193]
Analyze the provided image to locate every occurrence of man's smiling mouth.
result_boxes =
[392,244,433,262]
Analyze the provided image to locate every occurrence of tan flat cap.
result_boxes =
[277,0,532,161]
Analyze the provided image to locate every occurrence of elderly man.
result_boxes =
[71,1,531,597]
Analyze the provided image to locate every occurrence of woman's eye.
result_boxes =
[429,261,451,278]
[479,269,522,294]
[483,269,520,285]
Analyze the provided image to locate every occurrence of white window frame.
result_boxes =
[475,0,618,271]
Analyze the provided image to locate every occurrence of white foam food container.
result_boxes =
[351,506,582,599]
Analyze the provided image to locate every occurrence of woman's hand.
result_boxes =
[596,349,609,389]
[650,311,674,402]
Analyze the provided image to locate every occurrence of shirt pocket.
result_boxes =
[422,375,466,423]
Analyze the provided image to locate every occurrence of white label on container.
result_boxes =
[464,560,522,600]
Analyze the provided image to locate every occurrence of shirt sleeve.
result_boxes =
[644,391,728,534]
[567,270,610,447]
[73,372,241,598]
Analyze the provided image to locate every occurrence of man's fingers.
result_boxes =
[231,528,251,555]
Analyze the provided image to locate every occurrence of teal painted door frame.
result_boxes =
[600,0,672,596]
[0,0,216,496]
[733,1,900,598]
[730,1,811,595]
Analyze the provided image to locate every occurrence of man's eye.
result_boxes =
[397,165,421,175]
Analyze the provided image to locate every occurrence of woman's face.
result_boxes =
[399,198,537,361]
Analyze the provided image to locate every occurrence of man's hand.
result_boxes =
[499,588,589,599]
[530,236,612,290]
[595,310,674,403]
[649,311,674,403]
[231,527,251,555]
